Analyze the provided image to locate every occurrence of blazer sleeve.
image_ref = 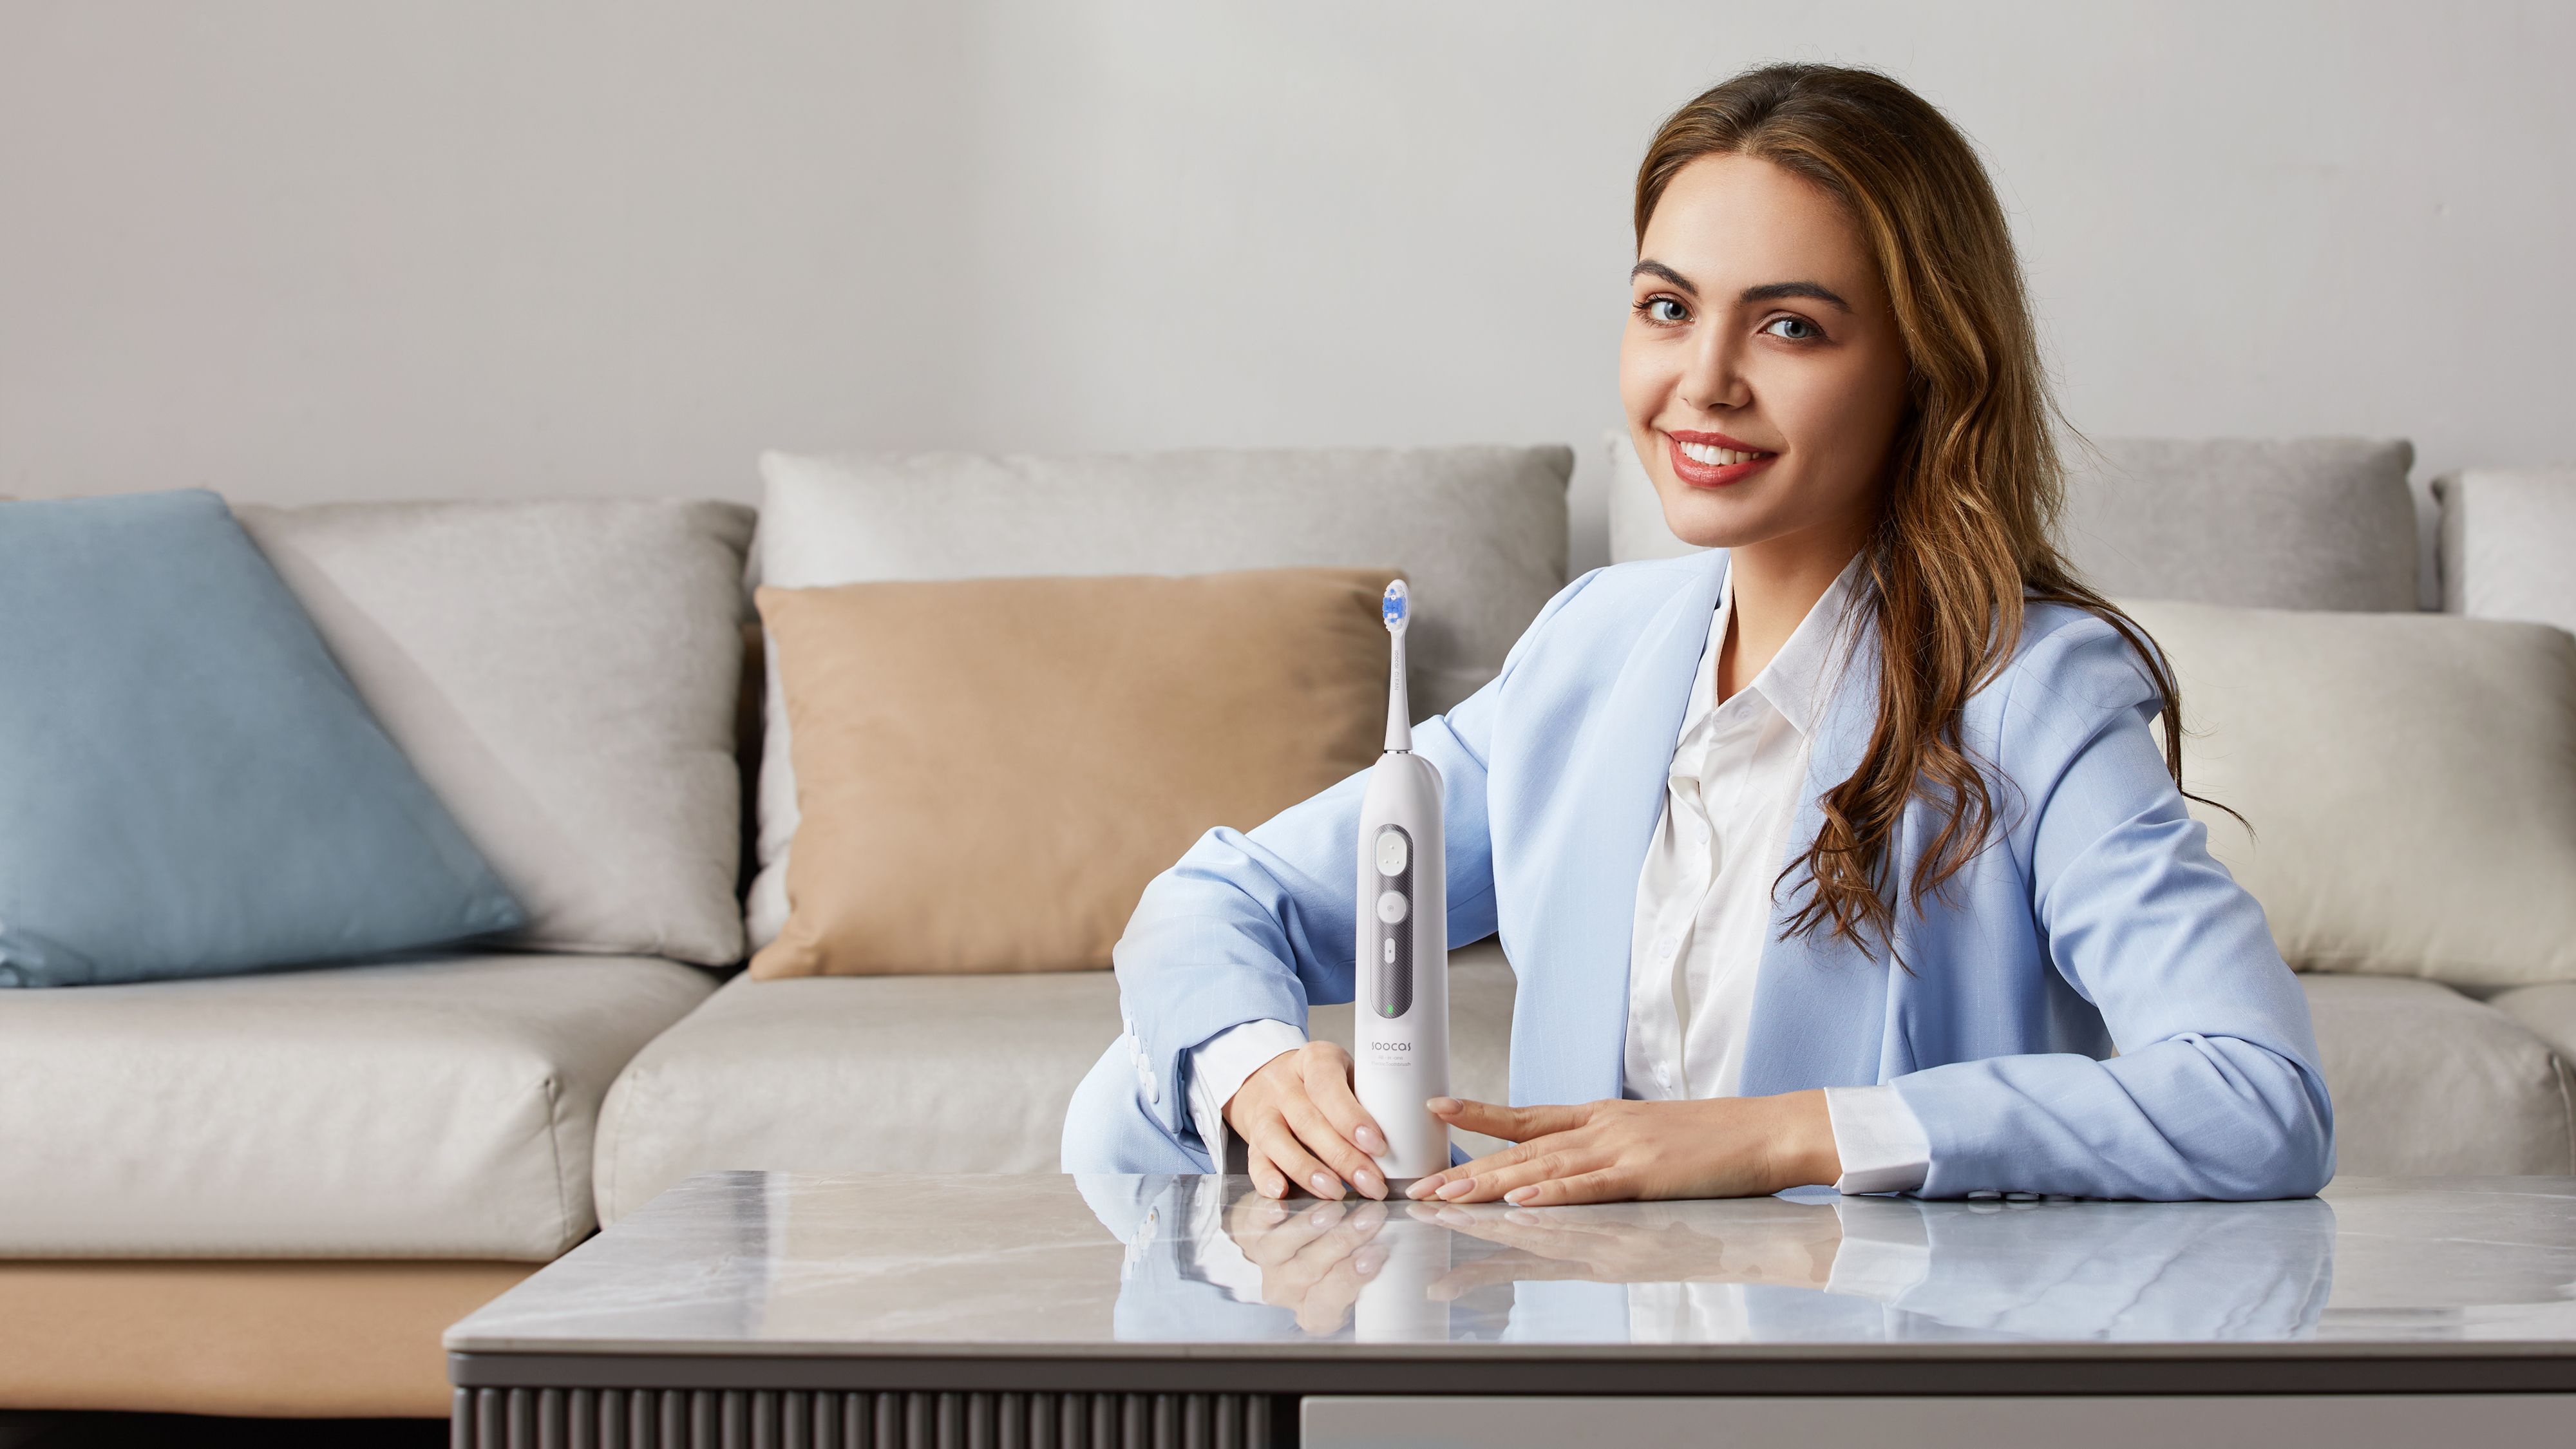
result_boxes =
[1889,615,2338,1200]
[1111,570,1601,1148]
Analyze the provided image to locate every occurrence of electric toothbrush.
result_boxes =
[1353,580,1451,1182]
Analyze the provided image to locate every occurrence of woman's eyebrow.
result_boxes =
[1740,280,1852,312]
[1629,263,1852,314]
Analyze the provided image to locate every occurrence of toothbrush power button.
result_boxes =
[1375,891,1408,924]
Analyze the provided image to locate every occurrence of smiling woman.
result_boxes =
[1063,64,2333,1211]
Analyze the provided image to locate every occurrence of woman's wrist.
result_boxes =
[1767,1088,1842,1189]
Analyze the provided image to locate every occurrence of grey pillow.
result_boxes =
[745,444,1573,948]
[238,499,756,965]
[2061,438,2419,610]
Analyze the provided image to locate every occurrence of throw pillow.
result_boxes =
[741,444,1572,951]
[748,567,1396,978]
[2121,598,2576,988]
[2436,469,2576,637]
[236,499,756,965]
[0,491,522,987]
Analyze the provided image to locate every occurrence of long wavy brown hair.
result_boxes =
[1635,63,2197,961]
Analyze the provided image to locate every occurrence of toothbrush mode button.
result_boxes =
[1375,831,1408,875]
[1375,891,1408,924]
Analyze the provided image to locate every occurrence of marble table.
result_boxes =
[447,1173,2576,1448]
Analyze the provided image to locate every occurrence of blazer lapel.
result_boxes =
[1511,551,1727,1106]
[1736,605,1897,1096]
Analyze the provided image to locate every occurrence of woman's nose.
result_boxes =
[1679,330,1750,413]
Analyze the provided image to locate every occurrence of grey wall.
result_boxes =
[5,1,2571,572]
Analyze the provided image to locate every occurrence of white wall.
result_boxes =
[5,1,2570,572]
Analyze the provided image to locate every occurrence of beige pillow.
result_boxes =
[750,567,1397,978]
[2122,598,2576,988]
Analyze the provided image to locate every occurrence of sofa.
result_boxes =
[3,438,2572,1420]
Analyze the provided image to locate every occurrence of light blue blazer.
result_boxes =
[1062,551,2336,1199]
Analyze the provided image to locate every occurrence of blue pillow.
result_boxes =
[0,490,523,987]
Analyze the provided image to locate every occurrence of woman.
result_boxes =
[1062,63,2333,1206]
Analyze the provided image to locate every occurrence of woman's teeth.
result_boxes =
[1678,440,1766,466]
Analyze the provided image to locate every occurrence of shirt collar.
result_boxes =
[1721,547,1870,737]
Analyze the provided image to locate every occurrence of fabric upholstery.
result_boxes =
[0,489,520,987]
[594,940,1515,1224]
[0,1260,531,1417]
[2060,438,2420,610]
[2437,468,2576,636]
[2125,598,2576,987]
[744,445,1573,948]
[0,954,715,1257]
[2491,982,2576,1075]
[2302,976,2574,1175]
[750,569,1393,978]
[1607,430,2421,613]
[239,498,757,965]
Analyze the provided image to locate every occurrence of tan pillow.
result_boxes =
[750,567,1397,978]
[2122,598,2576,988]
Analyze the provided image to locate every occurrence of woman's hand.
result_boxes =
[1224,1041,1392,1201]
[1401,1090,1840,1206]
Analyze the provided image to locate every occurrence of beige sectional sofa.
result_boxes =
[4,439,2573,1419]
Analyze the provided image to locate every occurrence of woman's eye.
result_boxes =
[1763,314,1821,341]
[1638,296,1689,325]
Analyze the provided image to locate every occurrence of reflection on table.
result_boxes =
[1075,1175,2340,1345]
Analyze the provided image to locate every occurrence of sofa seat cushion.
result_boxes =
[0,954,715,1258]
[2303,975,2575,1175]
[594,940,1518,1224]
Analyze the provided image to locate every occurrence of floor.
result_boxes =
[1,1416,444,1448]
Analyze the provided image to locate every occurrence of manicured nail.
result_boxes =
[1311,1171,1340,1198]
[1354,1124,1386,1153]
[1354,1245,1387,1275]
[1428,1097,1460,1113]
[1437,1177,1475,1200]
[1354,1168,1383,1197]
[1504,1186,1535,1205]
[1311,1207,1333,1227]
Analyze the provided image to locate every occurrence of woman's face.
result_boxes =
[1621,152,1913,556]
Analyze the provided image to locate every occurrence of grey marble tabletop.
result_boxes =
[447,1173,2576,1365]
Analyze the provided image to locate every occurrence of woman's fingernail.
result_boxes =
[1505,1186,1535,1205]
[1437,1177,1475,1200]
[1354,1245,1388,1275]
[1428,1097,1460,1113]
[1354,1168,1383,1197]
[1311,1171,1338,1198]
[1355,1125,1385,1152]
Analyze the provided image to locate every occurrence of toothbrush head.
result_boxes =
[1381,580,1409,636]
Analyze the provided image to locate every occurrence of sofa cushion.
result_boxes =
[750,569,1393,978]
[2123,598,2576,988]
[2060,438,2420,610]
[2437,469,2576,636]
[0,954,715,1258]
[238,498,757,966]
[0,491,522,987]
[2491,982,2576,1072]
[2303,975,2574,1176]
[744,446,1573,949]
[1607,431,2421,614]
[593,940,1517,1223]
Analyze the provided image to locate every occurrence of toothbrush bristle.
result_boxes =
[1382,580,1408,631]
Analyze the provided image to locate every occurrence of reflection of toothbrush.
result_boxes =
[1354,580,1450,1181]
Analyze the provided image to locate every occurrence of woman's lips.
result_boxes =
[1666,432,1778,489]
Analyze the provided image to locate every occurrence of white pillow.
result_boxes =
[2438,469,2576,636]
[2122,598,2576,989]
[240,500,755,965]
[745,446,1573,949]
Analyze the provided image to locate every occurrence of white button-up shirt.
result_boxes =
[1184,554,1928,1194]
